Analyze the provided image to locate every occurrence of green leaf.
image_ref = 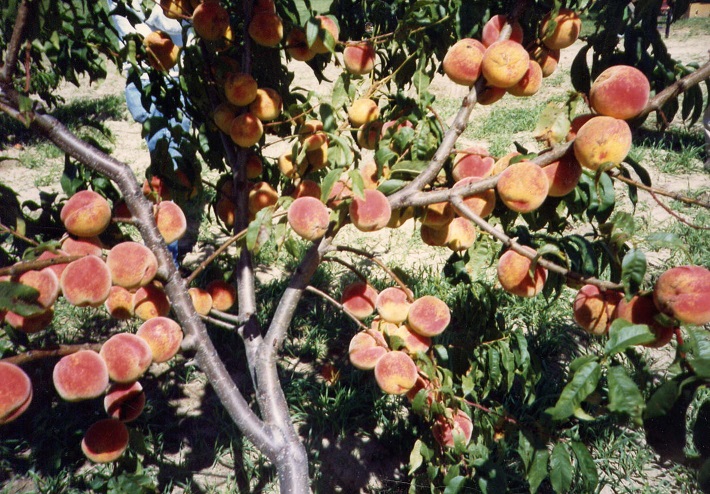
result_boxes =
[569,354,598,373]
[546,361,601,421]
[377,179,407,195]
[409,440,423,474]
[444,476,465,494]
[607,366,645,424]
[528,449,549,493]
[605,319,656,356]
[549,443,573,494]
[644,379,682,420]
[319,103,336,133]
[570,441,598,492]
[319,167,344,204]
[621,249,646,295]
[0,281,43,316]
[570,45,591,93]
[533,103,571,146]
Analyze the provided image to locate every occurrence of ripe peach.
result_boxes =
[285,27,315,61]
[105,286,134,320]
[433,409,473,448]
[191,1,230,41]
[106,242,158,290]
[496,161,549,213]
[384,323,431,355]
[348,332,387,370]
[136,316,184,363]
[246,153,263,179]
[615,293,674,348]
[349,189,392,232]
[104,381,146,423]
[507,60,543,97]
[100,333,153,383]
[248,12,283,47]
[567,114,595,141]
[491,151,521,175]
[206,280,236,311]
[452,147,494,181]
[481,14,524,47]
[62,235,104,257]
[407,295,450,337]
[343,42,376,75]
[143,30,180,71]
[532,46,560,78]
[444,217,477,252]
[387,206,414,228]
[543,152,583,197]
[81,418,129,463]
[356,120,382,150]
[380,118,414,138]
[160,0,192,19]
[376,287,411,324]
[37,250,69,280]
[142,175,171,202]
[0,362,32,425]
[224,72,258,106]
[60,190,112,237]
[288,196,330,241]
[453,178,496,218]
[132,283,170,320]
[154,201,187,244]
[341,281,378,320]
[249,88,283,121]
[589,65,651,121]
[420,224,448,247]
[16,268,59,309]
[60,255,112,307]
[212,102,237,134]
[348,99,380,128]
[421,202,454,228]
[292,180,321,199]
[359,161,380,190]
[188,287,213,315]
[497,247,547,298]
[248,181,279,215]
[374,350,418,395]
[573,116,632,171]
[298,119,327,150]
[653,265,710,326]
[278,152,307,178]
[53,350,109,401]
[481,40,530,89]
[306,141,329,170]
[215,197,236,227]
[326,174,354,207]
[442,38,485,86]
[310,15,339,54]
[477,85,506,105]
[540,8,581,50]
[230,112,264,148]
[573,284,623,335]
[4,307,54,334]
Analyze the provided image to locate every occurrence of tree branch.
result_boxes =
[0,0,32,83]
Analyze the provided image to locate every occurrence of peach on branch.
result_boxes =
[0,362,33,425]
[53,350,109,401]
[62,236,104,257]
[310,15,339,54]
[356,120,382,150]
[573,284,623,335]
[496,161,549,213]
[143,30,180,71]
[60,190,112,237]
[132,283,171,320]
[444,217,477,252]
[142,175,171,202]
[278,152,307,178]
[206,280,237,311]
[433,409,473,449]
[442,38,485,86]
[105,286,134,320]
[287,196,330,241]
[481,40,530,89]
[212,102,237,134]
[589,65,651,121]
[100,333,153,383]
[248,181,279,215]
[16,268,59,309]
[653,265,710,326]
[104,381,146,423]
[292,180,321,199]
[477,85,506,105]
[285,27,315,61]
[359,162,380,190]
[230,112,264,148]
[420,224,448,247]
[540,8,581,50]
[4,307,54,334]
[246,153,263,178]
[348,332,387,370]
[573,116,632,171]
[188,287,213,315]
[160,0,192,19]
[306,141,329,171]
[341,281,378,320]
[374,350,418,395]
[543,152,583,197]
[497,247,547,298]
[384,323,431,355]
[376,287,411,324]
[532,46,560,78]
[224,73,258,106]
[81,418,129,463]
[249,88,283,121]
[615,293,674,348]
[106,242,158,290]
[191,1,230,41]
[407,295,450,337]
[453,178,497,218]
[380,118,414,138]
[343,42,376,75]
[348,99,380,128]
[136,316,184,363]
[215,197,236,227]
[248,12,283,47]
[60,255,112,307]
[326,173,354,207]
[567,114,595,141]
[452,147,494,181]
[349,189,392,232]
[37,249,69,280]
[420,202,454,228]
[507,60,543,97]
[298,119,327,150]
[481,14,524,47]
[155,201,187,244]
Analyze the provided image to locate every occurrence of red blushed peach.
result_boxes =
[142,175,171,202]
[653,266,710,326]
[381,118,414,138]
[136,316,184,363]
[188,288,213,315]
[215,197,236,227]
[154,201,187,244]
[132,283,170,321]
[615,293,674,348]
[288,196,330,241]
[573,284,623,335]
[341,281,378,320]
[105,286,134,320]
[541,8,581,50]
[81,418,129,463]
[224,73,258,107]
[100,333,153,383]
[349,332,387,370]
[248,12,283,47]
[0,362,32,425]
[420,224,448,247]
[452,147,494,181]
[348,99,380,128]
[206,280,237,311]
[376,287,411,324]
[445,217,477,252]
[230,112,263,148]
[298,120,327,151]
[507,60,543,97]
[191,1,230,42]
[53,350,109,402]
[453,178,497,218]
[285,27,315,62]
[481,14,524,47]
[433,409,473,448]
[497,247,547,298]
[212,102,237,134]
[4,307,54,334]
[343,42,376,75]
[310,15,339,54]
[246,153,263,179]
[60,190,112,237]
[326,174,354,208]
[478,85,506,105]
[248,181,279,215]
[481,40,530,89]
[573,116,632,171]
[143,30,180,71]
[106,242,158,290]
[543,152,583,197]
[496,161,549,213]
[566,114,595,141]
[292,180,321,199]
[359,162,382,190]
[407,295,450,337]
[589,65,651,121]
[533,47,560,78]
[421,202,454,228]
[349,189,392,232]
[60,255,112,308]
[37,250,69,281]
[249,88,283,121]
[384,323,431,355]
[278,152,307,178]
[356,120,382,150]
[62,236,104,257]
[491,151,521,175]
[387,206,414,229]
[16,269,59,309]
[374,350,418,395]
[104,381,146,423]
[306,141,329,170]
[442,38,485,86]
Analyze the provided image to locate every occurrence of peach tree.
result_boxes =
[1,0,709,492]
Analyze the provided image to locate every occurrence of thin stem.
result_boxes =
[305,285,367,331]
[1,343,103,366]
[0,222,40,247]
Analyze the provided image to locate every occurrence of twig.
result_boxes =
[0,255,83,277]
[0,0,31,83]
[304,285,368,331]
[1,343,103,365]
[0,222,40,247]
[461,398,518,425]
[649,190,710,230]
[322,256,369,284]
[639,59,710,120]
[612,173,710,209]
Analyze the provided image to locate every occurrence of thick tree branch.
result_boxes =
[639,59,710,119]
[0,0,32,83]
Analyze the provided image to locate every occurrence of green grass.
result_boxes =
[671,17,710,40]
[633,126,706,174]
